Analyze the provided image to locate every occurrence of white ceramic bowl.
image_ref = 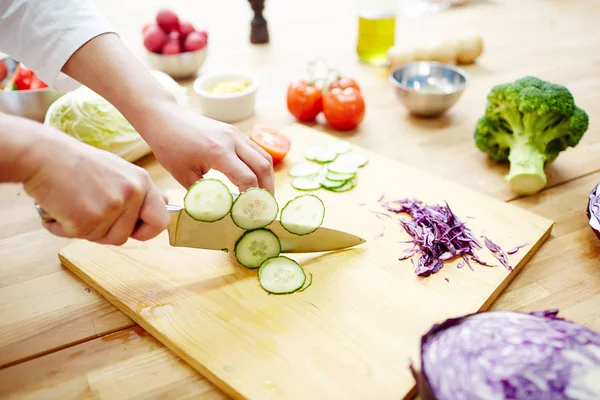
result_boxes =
[193,71,259,123]
[146,47,207,79]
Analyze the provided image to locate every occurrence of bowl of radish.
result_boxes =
[142,9,208,79]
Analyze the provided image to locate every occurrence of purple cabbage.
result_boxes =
[587,182,600,240]
[380,198,511,276]
[412,310,600,400]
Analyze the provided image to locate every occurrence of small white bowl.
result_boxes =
[193,71,259,123]
[146,47,207,79]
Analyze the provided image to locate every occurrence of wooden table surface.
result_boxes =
[1,0,599,398]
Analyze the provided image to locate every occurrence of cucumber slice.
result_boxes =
[325,139,352,154]
[184,178,233,222]
[327,160,359,175]
[258,256,306,294]
[304,146,320,161]
[288,162,322,178]
[280,194,325,236]
[328,178,356,192]
[313,148,338,163]
[231,188,279,230]
[320,178,346,189]
[327,171,355,182]
[336,151,369,168]
[234,229,281,269]
[291,177,321,191]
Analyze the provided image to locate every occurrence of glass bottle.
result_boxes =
[356,0,397,66]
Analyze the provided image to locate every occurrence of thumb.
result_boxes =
[131,187,169,241]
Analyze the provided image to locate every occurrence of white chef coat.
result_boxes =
[0,0,117,91]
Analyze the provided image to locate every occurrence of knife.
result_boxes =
[35,203,366,253]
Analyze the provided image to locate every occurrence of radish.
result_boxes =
[143,25,168,53]
[183,31,207,52]
[156,9,179,32]
[162,38,181,54]
[178,21,195,40]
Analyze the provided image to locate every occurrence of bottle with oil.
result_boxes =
[356,0,397,66]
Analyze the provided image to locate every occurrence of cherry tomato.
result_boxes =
[322,87,365,131]
[329,76,361,91]
[249,125,291,165]
[286,79,325,122]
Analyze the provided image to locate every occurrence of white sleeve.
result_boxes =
[0,0,117,91]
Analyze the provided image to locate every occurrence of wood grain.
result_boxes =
[0,326,226,400]
[57,124,552,400]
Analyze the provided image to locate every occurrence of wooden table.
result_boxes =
[1,0,600,398]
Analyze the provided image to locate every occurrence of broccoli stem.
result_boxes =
[505,133,548,195]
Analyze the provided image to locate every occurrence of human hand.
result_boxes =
[137,101,275,193]
[24,125,169,245]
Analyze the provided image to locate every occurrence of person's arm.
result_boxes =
[0,113,42,183]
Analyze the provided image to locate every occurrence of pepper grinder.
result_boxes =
[248,0,269,44]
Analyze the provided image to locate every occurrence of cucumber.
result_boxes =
[327,160,360,175]
[328,178,356,192]
[326,171,355,181]
[313,148,338,163]
[304,146,320,161]
[231,188,278,230]
[258,256,307,294]
[234,229,281,269]
[291,166,327,191]
[320,178,346,189]
[325,139,352,154]
[184,178,233,222]
[288,162,322,178]
[336,151,369,168]
[280,194,325,236]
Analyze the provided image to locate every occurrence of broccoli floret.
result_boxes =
[474,76,589,195]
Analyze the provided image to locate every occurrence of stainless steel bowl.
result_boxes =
[0,57,66,122]
[389,61,468,117]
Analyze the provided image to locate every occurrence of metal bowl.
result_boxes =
[0,57,66,122]
[389,61,468,117]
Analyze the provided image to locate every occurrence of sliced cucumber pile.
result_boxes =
[280,194,326,236]
[258,256,307,294]
[287,139,368,193]
[231,188,279,230]
[234,228,281,269]
[184,178,233,222]
[184,178,328,295]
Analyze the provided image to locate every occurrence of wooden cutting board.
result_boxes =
[59,123,553,400]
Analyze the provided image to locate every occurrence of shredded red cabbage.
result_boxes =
[380,198,509,277]
[507,242,530,255]
[587,182,600,240]
[483,236,512,271]
[413,309,600,400]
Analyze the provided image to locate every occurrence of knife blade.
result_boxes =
[167,205,366,253]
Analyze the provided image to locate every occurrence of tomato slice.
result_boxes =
[249,125,291,165]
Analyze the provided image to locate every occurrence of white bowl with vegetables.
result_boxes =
[193,71,259,123]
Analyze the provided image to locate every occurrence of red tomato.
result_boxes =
[29,74,48,89]
[156,9,179,33]
[183,31,207,52]
[12,64,33,90]
[249,125,291,165]
[0,62,7,82]
[329,76,361,91]
[143,25,168,53]
[177,21,195,39]
[322,87,365,131]
[286,79,325,122]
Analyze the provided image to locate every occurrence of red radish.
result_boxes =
[183,31,207,52]
[143,25,168,53]
[156,9,179,32]
[162,38,181,54]
[168,31,180,41]
[178,21,195,39]
[196,29,208,41]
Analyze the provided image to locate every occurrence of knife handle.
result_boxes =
[35,203,183,224]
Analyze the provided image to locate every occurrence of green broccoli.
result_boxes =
[474,76,589,195]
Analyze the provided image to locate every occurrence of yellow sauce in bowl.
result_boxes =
[210,79,250,95]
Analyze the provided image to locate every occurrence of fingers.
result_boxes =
[95,201,143,246]
[218,155,260,193]
[245,137,273,166]
[236,143,275,194]
[131,187,170,241]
